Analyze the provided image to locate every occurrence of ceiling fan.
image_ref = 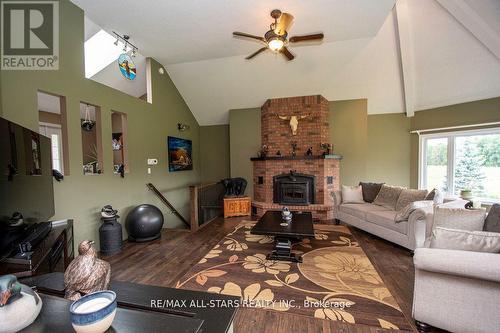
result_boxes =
[233,9,324,61]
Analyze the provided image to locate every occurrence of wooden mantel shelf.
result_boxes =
[250,154,343,161]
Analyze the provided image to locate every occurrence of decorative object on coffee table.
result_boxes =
[251,210,315,262]
[0,274,42,333]
[223,196,251,218]
[281,206,292,225]
[70,290,117,333]
[64,240,111,301]
[125,204,164,242]
[99,205,123,256]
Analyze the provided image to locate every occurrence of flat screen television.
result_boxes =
[0,116,55,258]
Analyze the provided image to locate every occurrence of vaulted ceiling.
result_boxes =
[72,0,500,125]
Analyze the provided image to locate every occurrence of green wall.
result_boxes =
[409,97,500,187]
[367,113,411,186]
[229,108,261,197]
[329,100,369,185]
[200,125,230,183]
[0,0,201,249]
[229,99,412,198]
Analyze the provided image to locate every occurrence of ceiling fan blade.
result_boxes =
[280,46,294,61]
[246,47,268,60]
[274,13,294,36]
[233,31,266,43]
[289,33,324,43]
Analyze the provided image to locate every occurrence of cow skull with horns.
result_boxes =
[277,114,309,135]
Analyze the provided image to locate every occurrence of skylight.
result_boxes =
[84,30,126,78]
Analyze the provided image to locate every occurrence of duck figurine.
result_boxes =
[0,275,42,333]
[0,275,21,307]
[64,240,111,301]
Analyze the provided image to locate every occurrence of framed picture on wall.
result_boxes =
[168,136,193,172]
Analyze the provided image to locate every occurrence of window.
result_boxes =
[420,128,500,202]
[39,124,62,172]
[38,91,69,175]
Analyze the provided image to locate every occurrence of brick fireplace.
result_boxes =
[251,95,342,220]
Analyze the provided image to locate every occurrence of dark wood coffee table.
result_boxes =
[251,211,315,263]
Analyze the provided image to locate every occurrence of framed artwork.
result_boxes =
[168,136,193,172]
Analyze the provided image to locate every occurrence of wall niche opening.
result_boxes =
[80,102,104,175]
[111,111,129,175]
[37,90,70,175]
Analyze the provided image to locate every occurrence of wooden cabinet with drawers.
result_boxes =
[223,196,251,218]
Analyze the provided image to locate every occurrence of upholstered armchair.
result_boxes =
[412,248,500,333]
[412,204,500,333]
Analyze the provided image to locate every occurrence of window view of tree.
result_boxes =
[424,138,448,193]
[422,132,500,201]
[454,139,486,196]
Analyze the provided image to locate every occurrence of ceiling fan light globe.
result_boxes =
[268,38,284,51]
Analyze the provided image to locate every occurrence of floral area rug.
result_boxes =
[176,221,411,331]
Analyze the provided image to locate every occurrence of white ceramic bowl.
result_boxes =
[69,291,117,333]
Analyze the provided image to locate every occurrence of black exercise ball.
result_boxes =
[125,204,164,242]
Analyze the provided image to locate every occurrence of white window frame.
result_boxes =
[39,122,64,174]
[419,127,500,203]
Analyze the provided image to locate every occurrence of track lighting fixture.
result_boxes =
[112,31,139,56]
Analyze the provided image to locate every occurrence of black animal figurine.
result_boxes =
[306,146,313,156]
[221,177,247,197]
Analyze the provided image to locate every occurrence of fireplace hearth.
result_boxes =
[273,171,315,205]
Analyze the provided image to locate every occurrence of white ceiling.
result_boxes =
[71,0,395,64]
[71,0,500,125]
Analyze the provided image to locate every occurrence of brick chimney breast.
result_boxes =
[252,95,340,221]
[261,95,330,154]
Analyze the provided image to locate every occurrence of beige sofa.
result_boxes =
[332,190,433,251]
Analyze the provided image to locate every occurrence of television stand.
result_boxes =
[0,219,74,278]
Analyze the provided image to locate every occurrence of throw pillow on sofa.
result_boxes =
[373,185,405,210]
[341,185,365,204]
[425,188,444,204]
[484,204,500,233]
[430,227,500,253]
[358,182,384,203]
[395,189,428,211]
[432,206,486,232]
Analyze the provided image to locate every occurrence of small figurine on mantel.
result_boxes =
[291,142,298,157]
[320,143,332,156]
[64,240,111,301]
[306,146,313,156]
[258,145,269,158]
[276,150,282,156]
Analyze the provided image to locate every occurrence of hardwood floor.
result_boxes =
[104,217,421,333]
